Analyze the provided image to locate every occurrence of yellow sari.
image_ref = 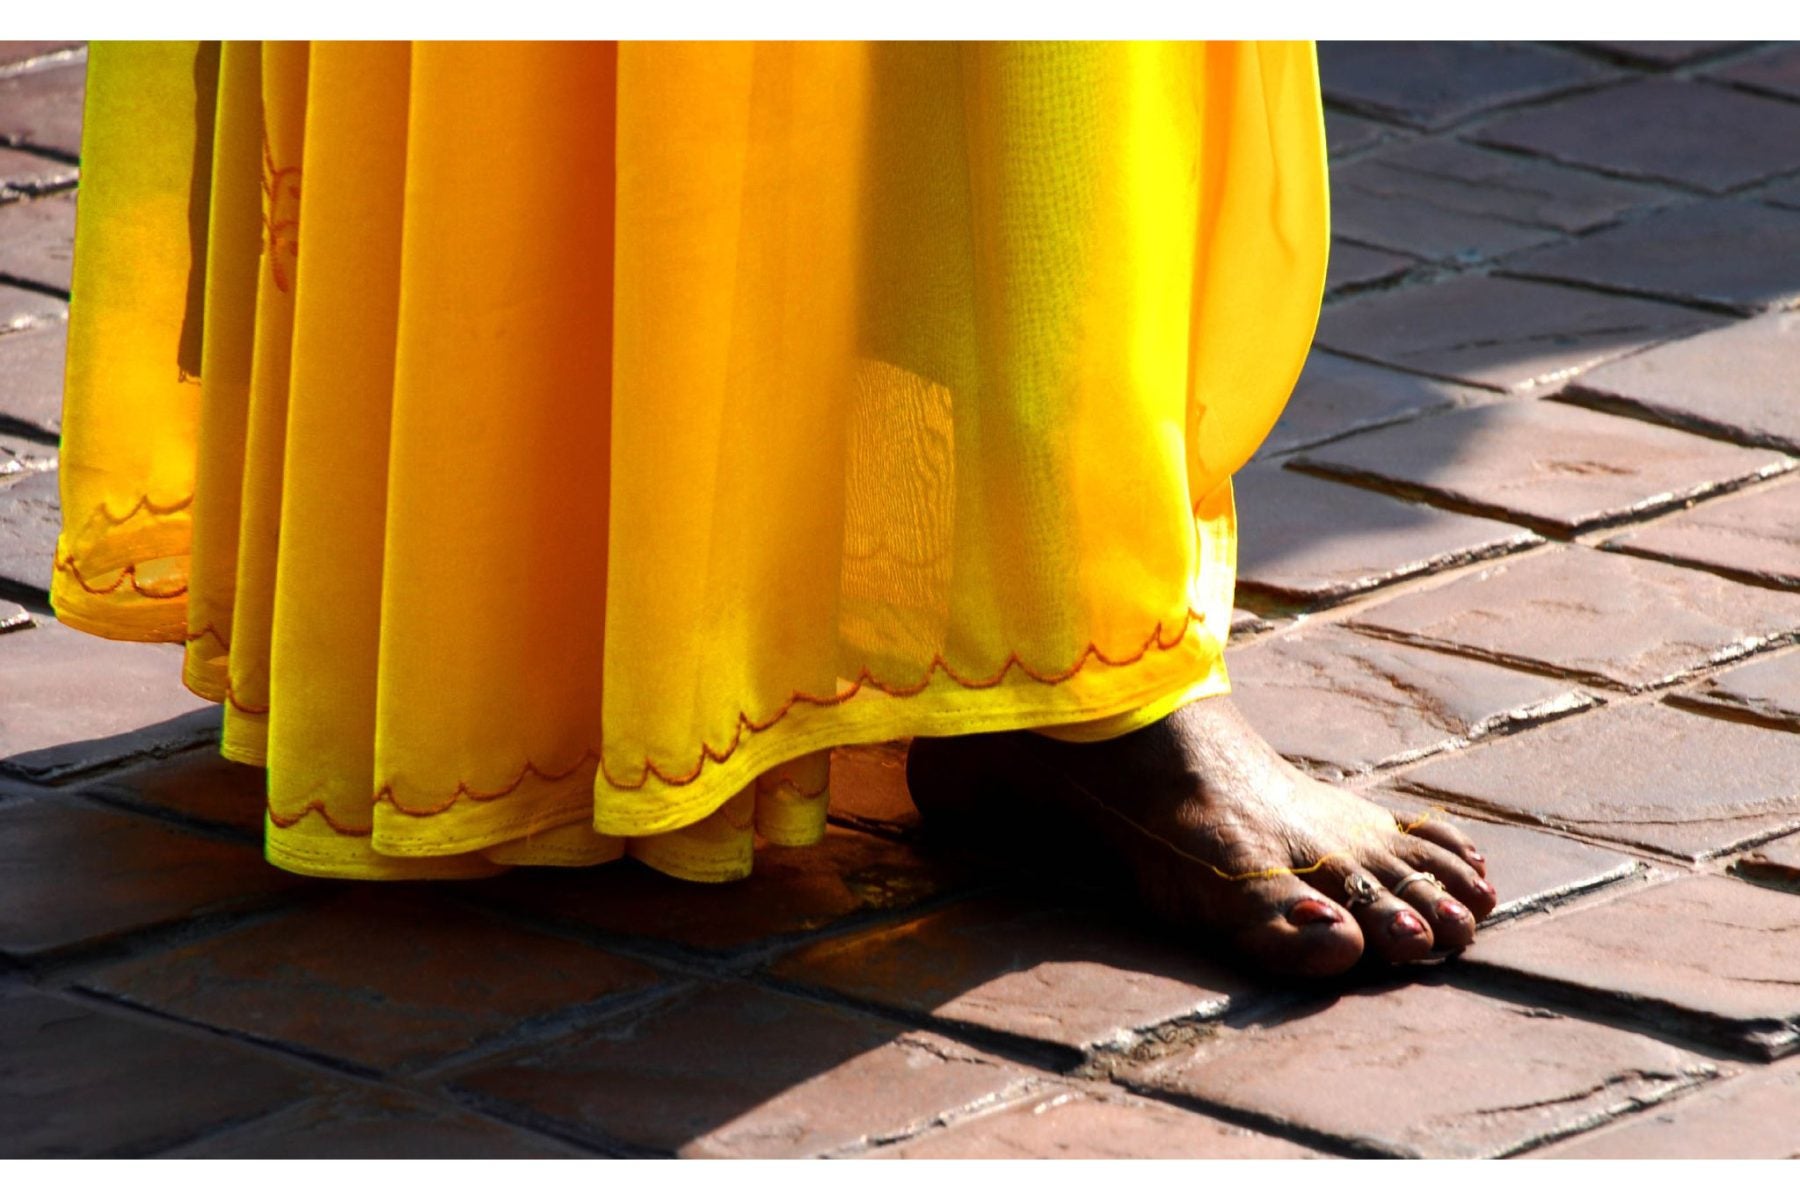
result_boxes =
[53,42,1328,881]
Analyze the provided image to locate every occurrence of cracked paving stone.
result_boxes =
[871,1084,1322,1158]
[1227,623,1590,778]
[1605,476,1800,589]
[1330,139,1667,264]
[1578,42,1741,67]
[1295,400,1790,536]
[1533,1056,1800,1158]
[1502,198,1800,316]
[0,282,63,329]
[179,1086,582,1158]
[1318,42,1615,131]
[78,745,271,836]
[469,824,964,961]
[1475,79,1800,194]
[1396,701,1800,862]
[1736,830,1800,889]
[77,890,666,1074]
[1679,647,1800,730]
[1349,546,1800,693]
[1,618,219,782]
[1312,276,1722,393]
[0,989,317,1157]
[1120,980,1717,1159]
[1366,791,1640,921]
[0,60,85,158]
[1233,464,1540,607]
[769,895,1256,1056]
[1324,240,1416,295]
[1708,42,1800,102]
[0,794,308,958]
[0,466,59,593]
[0,144,77,199]
[1466,876,1800,1059]
[1562,312,1800,454]
[1257,350,1484,459]
[448,981,1035,1158]
[0,188,75,293]
[0,320,66,435]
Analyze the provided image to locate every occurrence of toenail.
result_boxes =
[1288,898,1344,927]
[1391,909,1428,938]
[1437,898,1471,923]
[1473,878,1496,900]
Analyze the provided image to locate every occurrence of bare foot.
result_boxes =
[905,694,1497,977]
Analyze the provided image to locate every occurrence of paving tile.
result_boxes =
[1679,643,1800,726]
[1709,42,1800,101]
[1578,42,1741,67]
[770,895,1254,1056]
[1324,109,1397,158]
[1503,198,1800,315]
[0,989,316,1157]
[1397,702,1800,862]
[1562,313,1800,452]
[1122,981,1716,1158]
[1,436,54,480]
[1735,829,1800,888]
[0,280,63,329]
[80,745,268,836]
[0,188,74,292]
[826,740,918,840]
[1466,876,1800,1058]
[79,891,666,1073]
[0,794,305,958]
[1351,548,1800,692]
[1533,1058,1800,1158]
[1257,350,1482,458]
[873,1084,1321,1158]
[472,824,964,961]
[0,60,85,158]
[1366,792,1640,921]
[1475,79,1800,194]
[0,145,76,198]
[1228,623,1588,778]
[1768,178,1800,211]
[449,981,1034,1158]
[1318,42,1614,131]
[1323,240,1415,295]
[0,466,59,593]
[179,1087,582,1158]
[0,317,64,436]
[1233,464,1539,606]
[0,597,29,632]
[1331,139,1666,263]
[1605,477,1800,589]
[1314,276,1722,392]
[0,618,219,782]
[0,43,83,70]
[1229,607,1273,638]
[1295,401,1790,536]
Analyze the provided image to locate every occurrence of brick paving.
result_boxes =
[5,40,1800,1159]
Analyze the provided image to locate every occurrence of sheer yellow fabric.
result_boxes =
[53,41,1328,881]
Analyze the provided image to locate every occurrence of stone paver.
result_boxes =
[0,42,83,69]
[1,989,316,1158]
[1233,464,1539,606]
[1766,178,1800,211]
[1318,42,1614,131]
[0,145,77,199]
[1227,623,1591,777]
[0,618,218,782]
[1331,138,1668,264]
[449,982,1034,1158]
[1563,312,1800,453]
[1295,401,1791,536]
[1533,1059,1800,1158]
[1122,982,1717,1159]
[1351,547,1800,692]
[0,60,85,158]
[825,741,918,840]
[1398,702,1800,862]
[0,280,62,329]
[1735,830,1800,888]
[1467,876,1800,1059]
[1259,351,1484,459]
[770,895,1253,1056]
[1605,476,1800,589]
[1580,42,1739,67]
[0,466,59,593]
[0,188,73,292]
[1313,276,1722,392]
[1690,641,1800,719]
[0,794,306,958]
[80,745,294,838]
[1476,79,1800,194]
[1503,198,1800,315]
[79,891,666,1074]
[1709,43,1800,101]
[179,1087,581,1158]
[0,597,28,632]
[873,1085,1320,1158]
[0,316,64,436]
[472,824,963,961]
[1,433,54,477]
[1323,110,1396,158]
[1323,240,1415,295]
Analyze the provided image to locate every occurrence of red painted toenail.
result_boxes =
[1438,899,1471,922]
[1391,909,1428,938]
[1288,898,1343,927]
[1466,849,1485,863]
[1473,877,1496,897]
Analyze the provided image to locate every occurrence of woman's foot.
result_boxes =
[905,694,1497,977]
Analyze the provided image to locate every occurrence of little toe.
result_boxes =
[1396,809,1487,878]
[1394,836,1498,921]
[1334,867,1435,964]
[1230,874,1365,978]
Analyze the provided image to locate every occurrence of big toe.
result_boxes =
[1230,875,1366,977]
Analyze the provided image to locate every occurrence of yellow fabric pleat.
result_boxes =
[53,41,1329,882]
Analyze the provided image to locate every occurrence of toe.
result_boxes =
[1330,865,1436,964]
[1393,836,1498,922]
[1378,855,1478,953]
[1394,806,1487,878]
[1229,874,1365,978]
